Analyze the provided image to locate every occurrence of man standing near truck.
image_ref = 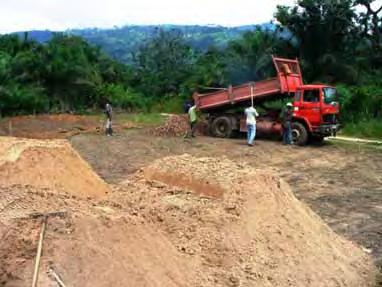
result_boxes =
[245,105,259,146]
[282,103,293,144]
[185,102,198,138]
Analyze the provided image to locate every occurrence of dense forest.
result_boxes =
[16,24,274,64]
[0,0,381,137]
[72,24,276,64]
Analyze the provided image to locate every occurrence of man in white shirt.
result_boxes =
[245,105,259,146]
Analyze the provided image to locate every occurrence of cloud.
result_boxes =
[0,0,296,33]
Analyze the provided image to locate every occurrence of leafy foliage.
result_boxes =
[341,119,382,139]
[133,29,195,98]
[184,46,229,92]
[276,0,361,83]
[225,29,296,84]
[0,83,48,116]
[337,70,382,122]
[97,84,147,111]
[0,34,135,115]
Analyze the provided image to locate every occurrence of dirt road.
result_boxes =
[71,129,382,270]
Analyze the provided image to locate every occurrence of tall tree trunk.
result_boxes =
[362,2,382,50]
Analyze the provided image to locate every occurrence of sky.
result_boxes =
[0,0,297,33]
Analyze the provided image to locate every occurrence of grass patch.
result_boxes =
[340,119,382,140]
[119,113,167,126]
[150,96,184,114]
[328,139,382,153]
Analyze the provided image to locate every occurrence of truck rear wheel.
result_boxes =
[291,122,308,146]
[211,116,234,138]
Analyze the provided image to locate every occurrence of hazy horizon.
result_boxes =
[0,0,295,33]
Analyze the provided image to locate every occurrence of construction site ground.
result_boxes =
[71,125,382,268]
[1,114,382,286]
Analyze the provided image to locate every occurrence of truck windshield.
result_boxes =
[323,88,337,104]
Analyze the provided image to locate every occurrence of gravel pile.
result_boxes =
[153,115,209,137]
[152,115,189,137]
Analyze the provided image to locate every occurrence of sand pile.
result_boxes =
[0,184,195,287]
[0,153,377,287]
[0,137,109,198]
[138,155,377,286]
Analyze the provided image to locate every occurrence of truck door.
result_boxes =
[300,89,321,127]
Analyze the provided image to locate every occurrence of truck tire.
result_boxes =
[211,116,234,138]
[291,122,308,146]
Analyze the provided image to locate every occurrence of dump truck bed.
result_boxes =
[194,57,303,112]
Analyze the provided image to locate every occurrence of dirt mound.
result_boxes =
[48,217,195,287]
[152,114,208,137]
[0,185,194,287]
[0,154,377,286]
[1,179,217,287]
[0,137,109,198]
[139,155,377,286]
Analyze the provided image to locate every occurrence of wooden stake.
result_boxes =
[250,83,254,107]
[32,217,47,287]
[49,267,67,287]
[8,120,12,136]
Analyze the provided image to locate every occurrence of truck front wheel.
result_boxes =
[291,122,308,146]
[211,116,234,138]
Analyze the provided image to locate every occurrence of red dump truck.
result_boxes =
[193,56,340,145]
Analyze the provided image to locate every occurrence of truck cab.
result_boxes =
[292,85,340,145]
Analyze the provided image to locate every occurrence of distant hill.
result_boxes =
[12,24,275,64]
[14,30,54,43]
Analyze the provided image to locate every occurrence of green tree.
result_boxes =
[42,35,102,110]
[185,46,228,92]
[354,0,382,69]
[134,29,195,98]
[225,29,296,84]
[356,0,382,51]
[0,33,139,115]
[276,0,360,82]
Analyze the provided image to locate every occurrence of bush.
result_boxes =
[0,83,48,116]
[341,119,382,139]
[150,95,185,114]
[97,84,149,111]
[337,78,382,139]
[337,72,382,122]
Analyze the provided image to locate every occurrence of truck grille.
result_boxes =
[322,114,339,124]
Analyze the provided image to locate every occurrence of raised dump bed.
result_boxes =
[194,57,303,111]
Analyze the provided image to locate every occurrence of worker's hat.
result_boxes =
[286,102,293,107]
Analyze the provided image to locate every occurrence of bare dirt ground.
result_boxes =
[0,114,136,139]
[71,129,382,271]
[1,114,382,286]
[0,150,377,286]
